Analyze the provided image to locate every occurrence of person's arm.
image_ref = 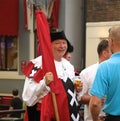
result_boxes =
[22,72,53,106]
[7,106,14,117]
[78,93,91,104]
[89,95,102,121]
[77,77,91,104]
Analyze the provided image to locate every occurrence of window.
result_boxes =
[0,36,18,71]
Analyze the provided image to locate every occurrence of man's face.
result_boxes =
[52,39,68,60]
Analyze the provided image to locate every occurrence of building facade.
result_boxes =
[0,0,84,96]
[86,0,120,66]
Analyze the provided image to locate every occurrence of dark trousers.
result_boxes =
[105,115,120,121]
[27,104,40,121]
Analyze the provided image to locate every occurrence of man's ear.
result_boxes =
[109,39,113,46]
[102,50,108,58]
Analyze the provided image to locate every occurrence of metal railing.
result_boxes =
[0,109,25,115]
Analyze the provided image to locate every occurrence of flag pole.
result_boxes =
[51,92,60,121]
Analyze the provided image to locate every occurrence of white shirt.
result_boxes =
[80,63,99,97]
[78,63,105,121]
[22,56,75,106]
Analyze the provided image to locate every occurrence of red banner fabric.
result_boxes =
[0,0,19,36]
[52,0,60,29]
[36,10,70,121]
[24,0,28,29]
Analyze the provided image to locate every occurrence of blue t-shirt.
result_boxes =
[90,52,120,116]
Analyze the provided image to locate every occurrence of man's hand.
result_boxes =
[45,72,54,85]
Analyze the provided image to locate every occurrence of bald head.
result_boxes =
[109,26,120,44]
[109,26,120,53]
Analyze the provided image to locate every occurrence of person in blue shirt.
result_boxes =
[89,26,120,121]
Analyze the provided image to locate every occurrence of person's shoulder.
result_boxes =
[31,56,42,63]
[87,63,98,69]
[98,60,109,69]
[30,56,42,67]
[62,58,74,66]
[13,97,23,103]
[62,57,69,63]
[62,58,74,70]
[62,58,75,77]
[80,63,98,74]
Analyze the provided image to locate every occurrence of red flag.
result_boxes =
[24,109,28,121]
[0,0,19,36]
[36,10,58,90]
[36,10,70,121]
[23,0,28,29]
[51,0,60,28]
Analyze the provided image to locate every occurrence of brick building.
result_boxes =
[86,0,120,22]
[85,0,120,66]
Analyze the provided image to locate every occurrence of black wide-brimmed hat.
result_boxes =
[50,30,68,42]
[50,30,74,53]
[67,41,74,53]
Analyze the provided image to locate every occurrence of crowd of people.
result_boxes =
[21,25,120,121]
